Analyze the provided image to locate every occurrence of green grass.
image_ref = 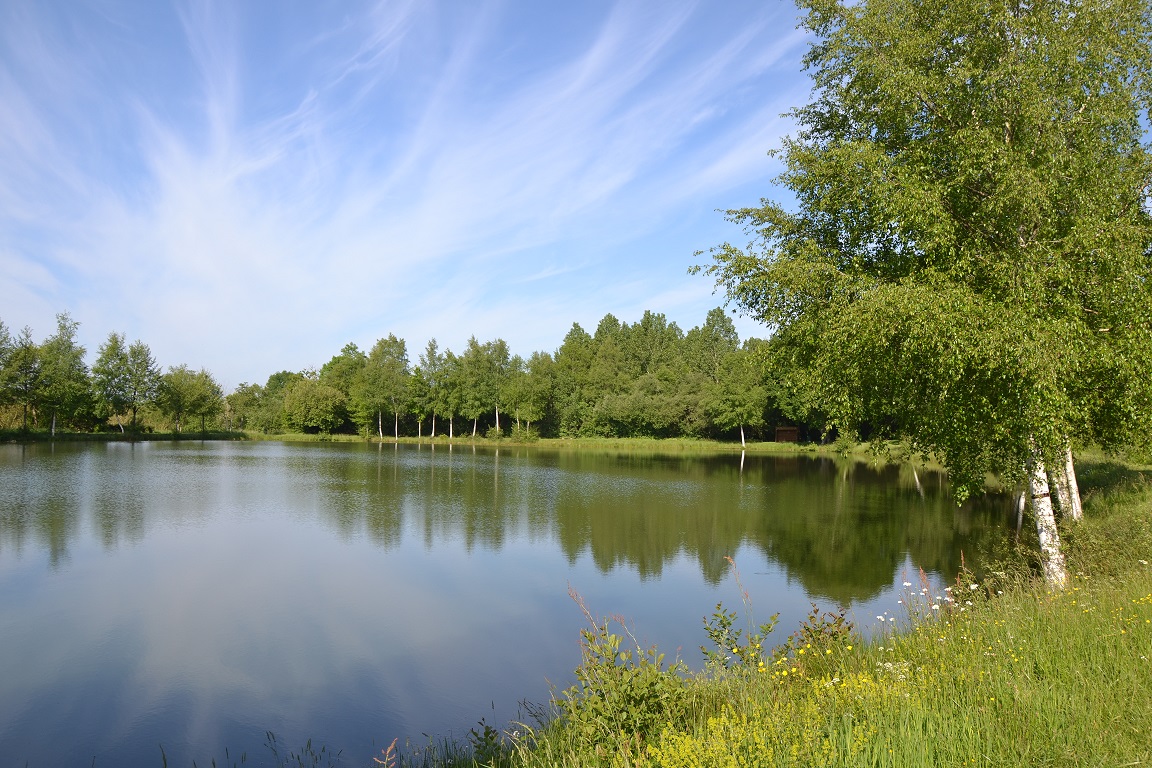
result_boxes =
[373,453,1152,768]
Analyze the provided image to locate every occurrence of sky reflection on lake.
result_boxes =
[0,441,1013,766]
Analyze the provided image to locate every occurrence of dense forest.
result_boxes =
[0,308,817,443]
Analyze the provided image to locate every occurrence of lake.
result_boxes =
[0,440,1013,766]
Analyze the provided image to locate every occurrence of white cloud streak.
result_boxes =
[0,0,808,387]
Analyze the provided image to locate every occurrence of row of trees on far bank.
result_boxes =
[226,308,792,444]
[0,314,223,435]
[0,308,803,443]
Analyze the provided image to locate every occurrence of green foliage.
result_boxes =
[6,326,42,429]
[353,334,410,438]
[696,0,1152,494]
[700,603,778,674]
[558,591,689,760]
[156,365,224,433]
[282,378,347,434]
[508,424,539,442]
[38,313,94,432]
[467,718,509,766]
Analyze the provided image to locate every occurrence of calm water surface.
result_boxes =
[0,441,1013,766]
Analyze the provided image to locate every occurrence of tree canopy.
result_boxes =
[699,0,1152,478]
[695,0,1152,584]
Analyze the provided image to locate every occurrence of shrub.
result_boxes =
[558,590,688,761]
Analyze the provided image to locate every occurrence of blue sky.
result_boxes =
[1,0,809,389]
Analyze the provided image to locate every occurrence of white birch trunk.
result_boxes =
[495,406,500,433]
[449,416,454,440]
[51,413,57,437]
[1029,448,1067,589]
[472,418,477,437]
[1064,444,1083,520]
[394,411,399,442]
[431,414,436,439]
[1015,489,1026,537]
[418,420,422,440]
[739,424,746,448]
[1050,464,1074,521]
[378,411,383,440]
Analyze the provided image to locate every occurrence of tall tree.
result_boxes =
[125,340,161,429]
[552,323,595,436]
[458,336,489,437]
[157,366,223,433]
[282,377,346,434]
[0,320,13,408]
[485,338,511,434]
[707,347,768,448]
[418,339,445,437]
[156,365,197,433]
[259,371,304,433]
[319,343,366,433]
[92,332,131,432]
[695,0,1152,587]
[39,313,93,435]
[7,326,42,430]
[684,308,740,383]
[440,349,464,439]
[225,382,263,431]
[354,334,410,440]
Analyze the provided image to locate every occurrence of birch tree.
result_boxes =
[418,339,445,437]
[354,335,409,440]
[39,313,92,435]
[695,0,1152,587]
[92,332,131,432]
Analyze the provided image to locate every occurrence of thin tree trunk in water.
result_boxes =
[1064,444,1083,520]
[911,465,925,499]
[1029,447,1067,589]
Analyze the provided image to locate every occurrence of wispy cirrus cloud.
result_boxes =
[0,0,807,386]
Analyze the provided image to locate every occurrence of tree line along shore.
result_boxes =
[0,307,807,446]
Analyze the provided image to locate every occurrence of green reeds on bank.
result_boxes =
[382,455,1152,768]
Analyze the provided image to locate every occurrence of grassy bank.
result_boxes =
[0,429,246,443]
[376,454,1152,768]
[254,432,911,459]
